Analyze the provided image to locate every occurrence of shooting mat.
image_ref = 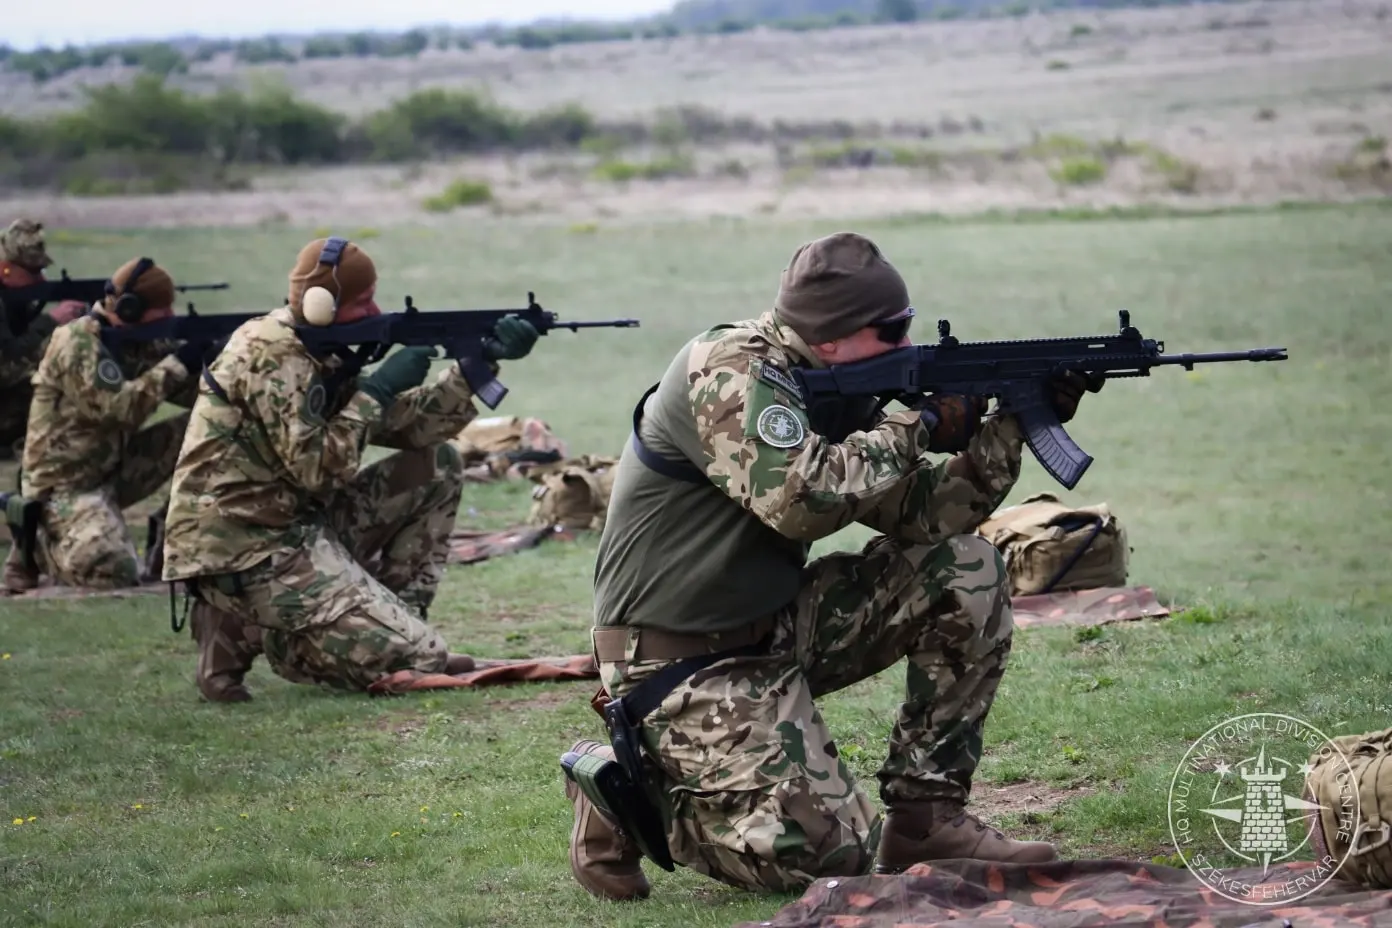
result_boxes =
[734,858,1392,928]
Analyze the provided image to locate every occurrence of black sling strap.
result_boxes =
[629,382,707,485]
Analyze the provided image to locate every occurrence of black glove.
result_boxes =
[917,394,989,454]
[358,346,437,408]
[482,315,539,362]
[1049,370,1105,424]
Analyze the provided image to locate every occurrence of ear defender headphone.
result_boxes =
[300,236,348,327]
[108,257,154,324]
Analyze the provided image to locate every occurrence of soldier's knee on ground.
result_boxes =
[52,537,141,589]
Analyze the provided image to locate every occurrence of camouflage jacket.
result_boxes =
[161,307,483,581]
[20,313,192,498]
[593,311,1025,634]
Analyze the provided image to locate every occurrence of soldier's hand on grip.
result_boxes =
[917,394,989,454]
[1048,370,1104,424]
[483,314,539,362]
[359,345,437,407]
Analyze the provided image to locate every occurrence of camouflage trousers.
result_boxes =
[194,443,465,692]
[598,533,1014,894]
[33,412,188,588]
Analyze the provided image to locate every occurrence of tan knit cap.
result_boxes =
[107,257,176,312]
[772,232,910,344]
[287,237,377,314]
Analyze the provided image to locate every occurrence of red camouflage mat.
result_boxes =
[366,655,598,694]
[734,859,1392,928]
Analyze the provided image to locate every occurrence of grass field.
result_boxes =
[2,201,1392,926]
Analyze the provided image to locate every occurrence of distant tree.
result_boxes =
[877,0,920,22]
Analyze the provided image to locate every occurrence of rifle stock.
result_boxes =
[792,310,1287,490]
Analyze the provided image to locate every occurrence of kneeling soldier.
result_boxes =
[565,232,1099,899]
[4,257,199,592]
[160,236,539,701]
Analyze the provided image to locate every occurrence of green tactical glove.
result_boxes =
[358,346,437,408]
[482,314,539,362]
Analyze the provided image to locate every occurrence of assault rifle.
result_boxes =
[791,310,1288,490]
[295,292,641,408]
[96,307,266,353]
[1,270,230,331]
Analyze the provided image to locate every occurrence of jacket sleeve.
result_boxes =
[238,344,382,495]
[369,365,481,450]
[0,310,56,363]
[57,325,191,430]
[850,413,1025,545]
[688,336,937,543]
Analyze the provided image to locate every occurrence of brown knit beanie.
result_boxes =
[106,257,176,312]
[772,232,910,344]
[287,237,376,316]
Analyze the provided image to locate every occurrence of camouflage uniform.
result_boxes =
[161,307,481,691]
[0,219,73,459]
[590,307,1026,893]
[18,314,192,588]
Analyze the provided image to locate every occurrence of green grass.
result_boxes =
[3,201,1391,925]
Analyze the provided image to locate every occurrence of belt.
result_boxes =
[592,615,776,664]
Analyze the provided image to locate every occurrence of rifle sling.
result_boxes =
[629,382,707,485]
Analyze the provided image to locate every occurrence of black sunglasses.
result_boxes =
[870,307,916,344]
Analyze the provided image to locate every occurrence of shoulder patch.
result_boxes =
[300,377,328,425]
[752,360,804,407]
[94,356,124,392]
[755,404,805,449]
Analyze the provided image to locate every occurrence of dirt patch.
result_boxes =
[46,707,86,722]
[372,711,429,739]
[973,779,1095,824]
[495,684,588,712]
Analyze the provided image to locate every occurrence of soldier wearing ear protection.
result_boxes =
[2,257,199,593]
[159,236,534,702]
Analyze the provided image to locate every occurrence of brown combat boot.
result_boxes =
[875,799,1059,874]
[565,739,652,901]
[190,600,262,703]
[2,543,38,593]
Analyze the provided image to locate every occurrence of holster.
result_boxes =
[561,738,676,873]
[0,491,42,574]
[572,618,777,874]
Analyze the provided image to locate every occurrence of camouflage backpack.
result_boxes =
[1305,727,1392,888]
[975,492,1129,596]
[450,415,569,480]
[526,455,619,532]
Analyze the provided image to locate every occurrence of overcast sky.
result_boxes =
[8,0,674,50]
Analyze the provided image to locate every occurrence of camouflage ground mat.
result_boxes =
[366,655,598,694]
[734,858,1392,928]
[1011,586,1170,629]
[445,524,577,565]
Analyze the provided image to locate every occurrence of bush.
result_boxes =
[421,179,493,212]
[1051,157,1107,186]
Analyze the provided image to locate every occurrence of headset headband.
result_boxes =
[106,256,155,297]
[319,237,349,267]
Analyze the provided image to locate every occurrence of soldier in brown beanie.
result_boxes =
[161,236,539,702]
[4,257,204,592]
[564,231,1100,900]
